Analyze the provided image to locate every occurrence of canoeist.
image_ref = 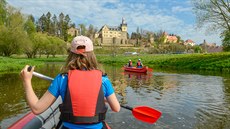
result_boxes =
[136,59,143,68]
[128,59,132,67]
[20,35,120,129]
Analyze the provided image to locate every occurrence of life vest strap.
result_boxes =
[60,112,106,124]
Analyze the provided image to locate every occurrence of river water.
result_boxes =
[0,64,230,129]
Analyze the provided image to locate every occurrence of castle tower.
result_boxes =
[121,17,127,32]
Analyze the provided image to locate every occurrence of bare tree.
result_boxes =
[192,0,230,51]
[192,0,230,31]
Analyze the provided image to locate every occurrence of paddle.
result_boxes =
[27,66,161,124]
[146,66,153,72]
[121,105,161,124]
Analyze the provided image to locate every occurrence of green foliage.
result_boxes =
[0,56,66,72]
[0,0,7,25]
[192,0,230,47]
[1,53,230,73]
[24,15,36,34]
[0,4,30,56]
[36,12,73,42]
[193,45,202,53]
[97,52,230,72]
[221,30,230,52]
[192,0,230,31]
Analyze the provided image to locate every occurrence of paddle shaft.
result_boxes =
[121,105,133,110]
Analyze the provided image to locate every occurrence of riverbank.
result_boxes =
[1,52,230,73]
[97,52,230,72]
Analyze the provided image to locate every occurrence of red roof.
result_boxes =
[185,39,194,43]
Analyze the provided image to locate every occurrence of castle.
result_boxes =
[95,18,130,46]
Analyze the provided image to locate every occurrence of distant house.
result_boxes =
[184,39,195,46]
[200,40,222,53]
[163,32,178,43]
[95,18,129,46]
[67,27,79,37]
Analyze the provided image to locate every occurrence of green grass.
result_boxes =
[1,52,230,73]
[97,52,230,72]
[0,56,66,72]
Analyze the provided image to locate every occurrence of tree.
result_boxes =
[63,14,71,41]
[87,24,96,39]
[58,12,64,38]
[192,0,230,31]
[45,12,52,34]
[51,14,58,36]
[0,0,7,25]
[193,45,203,53]
[192,0,230,50]
[78,24,86,35]
[0,6,28,56]
[221,30,230,51]
[37,14,46,32]
[24,15,36,34]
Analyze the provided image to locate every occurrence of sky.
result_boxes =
[6,0,222,45]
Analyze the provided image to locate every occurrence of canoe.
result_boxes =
[8,97,62,129]
[8,97,111,129]
[124,66,148,73]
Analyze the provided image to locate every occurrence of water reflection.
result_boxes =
[1,64,230,129]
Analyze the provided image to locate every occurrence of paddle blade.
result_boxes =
[147,67,153,72]
[132,106,161,124]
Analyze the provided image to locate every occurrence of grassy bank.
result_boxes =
[1,52,230,73]
[0,56,66,72]
[97,52,230,73]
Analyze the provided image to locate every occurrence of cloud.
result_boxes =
[171,6,192,13]
[7,0,222,45]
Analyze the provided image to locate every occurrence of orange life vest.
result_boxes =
[137,61,141,66]
[59,70,107,124]
[129,62,132,66]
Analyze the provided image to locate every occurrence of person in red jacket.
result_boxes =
[20,35,120,129]
[136,59,143,68]
[128,59,132,67]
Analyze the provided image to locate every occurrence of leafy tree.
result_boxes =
[37,14,46,32]
[45,12,52,34]
[58,12,65,38]
[155,30,166,47]
[43,35,66,58]
[221,30,230,51]
[51,14,58,36]
[23,33,46,58]
[78,23,86,35]
[176,35,181,44]
[0,6,28,56]
[193,45,203,53]
[87,24,96,39]
[0,0,7,25]
[63,14,71,41]
[23,15,37,58]
[24,15,36,34]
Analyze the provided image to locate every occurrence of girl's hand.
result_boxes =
[20,65,34,82]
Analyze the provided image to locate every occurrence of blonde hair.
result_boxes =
[61,49,99,73]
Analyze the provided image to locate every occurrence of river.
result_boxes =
[0,64,230,129]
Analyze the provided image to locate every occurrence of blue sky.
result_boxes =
[7,0,222,45]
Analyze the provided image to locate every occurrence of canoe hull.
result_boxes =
[124,66,148,73]
[8,96,111,129]
[8,97,62,129]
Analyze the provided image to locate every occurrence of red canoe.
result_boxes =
[124,66,148,73]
